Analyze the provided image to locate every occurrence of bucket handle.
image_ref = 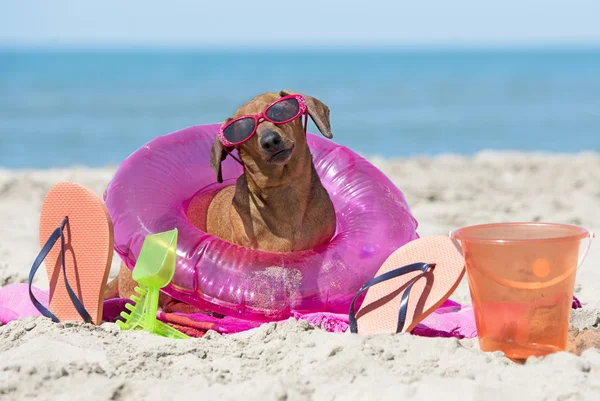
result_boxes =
[447,229,595,289]
[447,230,595,270]
[577,231,595,270]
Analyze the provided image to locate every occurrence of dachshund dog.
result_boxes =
[207,90,336,251]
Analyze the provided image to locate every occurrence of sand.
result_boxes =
[1,152,600,401]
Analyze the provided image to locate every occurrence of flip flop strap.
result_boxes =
[348,262,435,334]
[28,216,93,323]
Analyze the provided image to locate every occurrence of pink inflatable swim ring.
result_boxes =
[104,124,419,321]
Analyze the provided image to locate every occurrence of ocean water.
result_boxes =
[1,49,599,168]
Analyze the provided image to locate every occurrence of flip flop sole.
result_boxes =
[39,182,114,324]
[355,236,465,335]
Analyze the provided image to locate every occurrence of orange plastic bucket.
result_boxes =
[451,222,594,361]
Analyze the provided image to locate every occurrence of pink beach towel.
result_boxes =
[0,283,478,337]
[0,284,49,325]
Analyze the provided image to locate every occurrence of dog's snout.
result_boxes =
[260,131,282,150]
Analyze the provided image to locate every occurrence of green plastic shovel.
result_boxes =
[116,229,189,339]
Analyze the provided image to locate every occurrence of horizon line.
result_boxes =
[2,42,600,53]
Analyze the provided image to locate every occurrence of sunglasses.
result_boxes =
[218,94,308,147]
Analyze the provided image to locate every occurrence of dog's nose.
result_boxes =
[260,131,282,150]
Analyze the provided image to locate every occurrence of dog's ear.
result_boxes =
[279,90,333,139]
[210,136,227,184]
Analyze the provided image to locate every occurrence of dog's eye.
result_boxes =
[266,99,300,122]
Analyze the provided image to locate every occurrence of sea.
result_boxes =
[1,48,599,169]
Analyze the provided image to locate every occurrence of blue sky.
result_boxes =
[2,0,600,48]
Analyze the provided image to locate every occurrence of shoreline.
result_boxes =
[2,149,600,172]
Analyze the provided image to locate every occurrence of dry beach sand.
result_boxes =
[1,152,600,401]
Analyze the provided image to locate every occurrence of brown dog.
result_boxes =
[207,90,336,251]
[106,90,336,308]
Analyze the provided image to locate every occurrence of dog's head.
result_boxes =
[210,90,333,183]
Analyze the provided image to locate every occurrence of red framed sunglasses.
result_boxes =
[218,94,308,147]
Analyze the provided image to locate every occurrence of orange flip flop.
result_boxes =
[28,182,114,325]
[349,236,465,335]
